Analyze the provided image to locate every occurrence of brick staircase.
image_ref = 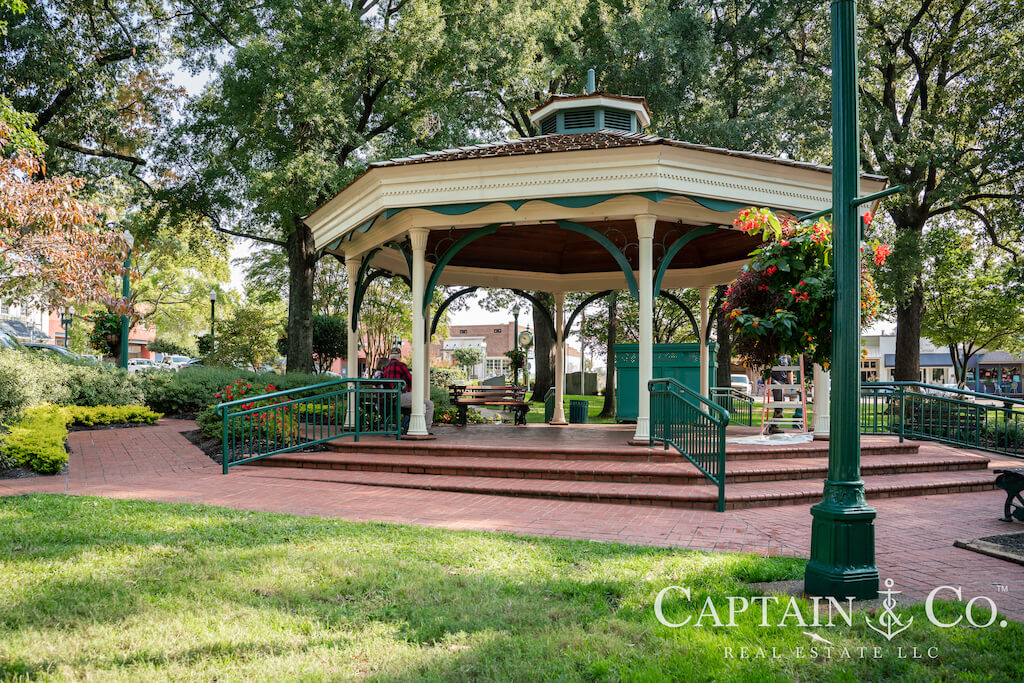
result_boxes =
[240,433,996,510]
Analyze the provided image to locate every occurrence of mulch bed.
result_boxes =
[181,428,327,467]
[954,532,1024,567]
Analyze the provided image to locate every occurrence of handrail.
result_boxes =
[863,381,1024,407]
[709,386,756,426]
[649,377,729,511]
[861,381,1024,459]
[216,378,405,473]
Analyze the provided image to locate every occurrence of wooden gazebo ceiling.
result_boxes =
[425,221,759,275]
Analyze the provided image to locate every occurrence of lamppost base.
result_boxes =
[803,480,879,600]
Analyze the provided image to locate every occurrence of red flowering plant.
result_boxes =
[723,208,887,374]
[212,379,298,446]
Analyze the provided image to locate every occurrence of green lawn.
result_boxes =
[0,496,1021,681]
[526,394,617,424]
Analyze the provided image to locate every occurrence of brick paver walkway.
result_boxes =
[3,419,1022,620]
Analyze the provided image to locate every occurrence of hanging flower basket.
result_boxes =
[723,208,887,374]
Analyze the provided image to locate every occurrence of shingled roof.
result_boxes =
[368,129,886,180]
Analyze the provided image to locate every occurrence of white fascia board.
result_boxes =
[310,144,882,252]
[527,97,651,128]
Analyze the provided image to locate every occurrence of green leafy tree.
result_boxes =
[312,314,348,374]
[167,0,567,374]
[149,338,195,356]
[849,0,1024,380]
[209,303,282,372]
[451,346,484,377]
[918,226,1024,387]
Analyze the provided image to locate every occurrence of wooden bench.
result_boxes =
[449,385,529,426]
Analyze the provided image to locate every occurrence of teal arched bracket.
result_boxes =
[430,287,479,337]
[422,224,500,313]
[658,290,699,339]
[352,268,410,332]
[556,221,639,299]
[351,247,383,331]
[510,289,557,340]
[563,290,613,340]
[653,225,719,296]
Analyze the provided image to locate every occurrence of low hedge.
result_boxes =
[139,367,326,415]
[65,405,163,427]
[2,405,71,473]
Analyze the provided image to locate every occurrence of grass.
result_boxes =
[526,394,617,424]
[0,496,1021,681]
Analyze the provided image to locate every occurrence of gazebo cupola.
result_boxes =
[529,69,651,135]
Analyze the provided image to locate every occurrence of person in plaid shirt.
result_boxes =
[382,347,433,428]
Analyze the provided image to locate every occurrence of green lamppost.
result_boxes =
[512,302,521,385]
[209,288,217,343]
[60,307,73,348]
[119,230,134,370]
[804,0,902,600]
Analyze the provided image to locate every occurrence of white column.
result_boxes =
[813,363,831,438]
[699,286,711,399]
[345,255,361,380]
[408,228,430,436]
[551,292,568,424]
[634,214,656,441]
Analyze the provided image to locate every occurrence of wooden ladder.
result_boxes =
[762,356,808,435]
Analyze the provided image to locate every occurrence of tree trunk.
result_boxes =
[528,292,555,402]
[894,280,924,382]
[714,284,732,389]
[599,292,617,418]
[286,216,317,374]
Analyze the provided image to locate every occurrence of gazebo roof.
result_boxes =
[306,93,888,294]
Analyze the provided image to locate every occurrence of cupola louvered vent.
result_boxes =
[563,109,596,130]
[604,109,632,131]
[540,115,557,135]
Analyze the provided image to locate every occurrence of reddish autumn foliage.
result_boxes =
[0,119,128,310]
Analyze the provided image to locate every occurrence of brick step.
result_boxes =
[325,436,920,463]
[236,464,998,510]
[254,450,987,485]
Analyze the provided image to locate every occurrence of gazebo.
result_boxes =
[305,75,886,439]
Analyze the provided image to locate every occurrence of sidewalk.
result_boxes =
[2,418,1022,619]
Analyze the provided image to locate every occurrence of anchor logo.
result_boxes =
[865,578,914,641]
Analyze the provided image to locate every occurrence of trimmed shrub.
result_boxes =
[0,349,70,425]
[430,366,466,391]
[2,405,71,473]
[62,364,145,407]
[65,405,162,427]
[430,384,452,409]
[139,366,326,415]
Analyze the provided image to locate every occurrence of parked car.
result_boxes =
[159,355,192,371]
[0,329,25,351]
[730,374,753,396]
[23,342,80,360]
[127,358,159,373]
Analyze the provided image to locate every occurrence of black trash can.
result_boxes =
[569,399,589,424]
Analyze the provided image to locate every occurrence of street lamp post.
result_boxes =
[804,0,879,600]
[209,288,217,344]
[60,308,73,348]
[512,303,521,385]
[119,230,134,370]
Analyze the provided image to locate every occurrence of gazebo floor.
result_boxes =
[242,424,1000,511]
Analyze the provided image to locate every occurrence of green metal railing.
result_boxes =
[543,386,556,423]
[861,381,1024,459]
[709,386,755,426]
[216,378,404,473]
[649,377,730,511]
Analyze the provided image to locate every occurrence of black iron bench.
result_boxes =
[995,468,1024,522]
[449,385,529,426]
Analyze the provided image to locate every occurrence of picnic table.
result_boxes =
[449,384,529,426]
